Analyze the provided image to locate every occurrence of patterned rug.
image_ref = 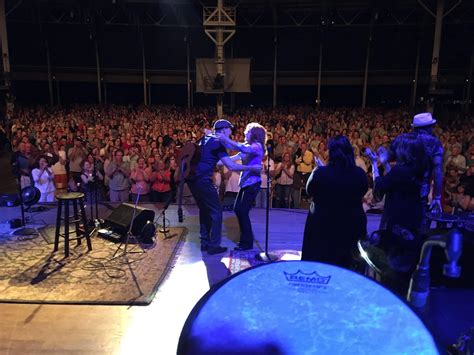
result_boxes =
[0,226,186,305]
[227,249,302,274]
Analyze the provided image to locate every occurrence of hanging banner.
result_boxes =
[196,58,251,93]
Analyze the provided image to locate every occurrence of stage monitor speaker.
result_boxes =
[104,203,155,237]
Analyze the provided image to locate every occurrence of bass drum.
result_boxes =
[178,261,437,355]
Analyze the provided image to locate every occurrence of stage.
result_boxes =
[0,203,471,354]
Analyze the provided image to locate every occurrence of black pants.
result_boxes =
[187,177,223,248]
[152,190,171,203]
[233,183,260,248]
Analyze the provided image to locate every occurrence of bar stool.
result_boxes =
[54,192,92,257]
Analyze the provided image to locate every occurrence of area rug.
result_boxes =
[228,249,301,275]
[0,226,186,305]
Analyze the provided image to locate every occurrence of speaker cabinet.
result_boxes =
[104,203,155,237]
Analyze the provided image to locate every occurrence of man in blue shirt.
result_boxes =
[187,119,261,255]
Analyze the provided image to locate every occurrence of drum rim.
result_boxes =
[178,260,438,354]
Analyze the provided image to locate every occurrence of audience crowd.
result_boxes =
[5,104,474,212]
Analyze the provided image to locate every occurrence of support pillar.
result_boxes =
[272,35,278,108]
[186,34,191,109]
[55,79,60,106]
[203,0,236,118]
[104,81,107,104]
[362,22,373,108]
[427,0,445,113]
[316,30,323,108]
[216,21,224,118]
[148,81,152,106]
[94,37,102,104]
[411,38,421,107]
[0,0,10,89]
[465,50,474,114]
[230,43,235,111]
[46,39,54,106]
[141,31,147,106]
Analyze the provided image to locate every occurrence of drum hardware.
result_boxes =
[407,228,463,308]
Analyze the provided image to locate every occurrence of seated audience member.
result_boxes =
[80,160,104,204]
[105,149,130,202]
[302,135,368,269]
[274,152,294,208]
[151,159,172,203]
[292,141,314,208]
[31,155,56,202]
[130,156,151,202]
[255,154,275,208]
[68,137,88,186]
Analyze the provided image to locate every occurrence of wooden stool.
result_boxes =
[54,192,92,257]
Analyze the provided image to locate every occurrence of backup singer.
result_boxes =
[301,135,368,268]
[216,122,266,251]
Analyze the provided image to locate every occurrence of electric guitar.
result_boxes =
[175,142,201,223]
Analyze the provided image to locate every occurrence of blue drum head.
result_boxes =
[179,261,438,355]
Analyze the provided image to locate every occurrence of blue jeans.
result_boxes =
[187,177,223,248]
[233,183,260,248]
[275,184,291,208]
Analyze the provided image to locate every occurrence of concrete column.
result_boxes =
[141,31,147,106]
[362,23,373,108]
[316,32,323,108]
[46,39,54,106]
[465,50,474,114]
[186,34,191,109]
[411,38,421,107]
[0,0,11,88]
[272,35,278,108]
[94,37,102,104]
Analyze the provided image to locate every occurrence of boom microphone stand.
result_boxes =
[256,147,278,262]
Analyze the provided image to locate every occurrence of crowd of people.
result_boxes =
[4,104,474,214]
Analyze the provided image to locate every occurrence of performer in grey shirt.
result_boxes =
[217,122,266,251]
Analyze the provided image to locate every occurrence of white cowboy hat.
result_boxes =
[411,112,437,127]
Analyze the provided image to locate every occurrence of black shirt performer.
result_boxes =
[187,119,262,255]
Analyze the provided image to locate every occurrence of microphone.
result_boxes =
[266,143,273,153]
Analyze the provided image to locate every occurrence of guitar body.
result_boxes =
[175,142,201,222]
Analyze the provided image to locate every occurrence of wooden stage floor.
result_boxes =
[0,203,387,354]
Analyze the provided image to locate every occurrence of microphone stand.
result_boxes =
[82,138,100,225]
[256,150,278,262]
[113,185,145,258]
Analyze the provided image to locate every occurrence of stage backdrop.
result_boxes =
[196,58,251,93]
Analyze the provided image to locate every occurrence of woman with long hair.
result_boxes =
[216,122,266,250]
[302,135,368,268]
